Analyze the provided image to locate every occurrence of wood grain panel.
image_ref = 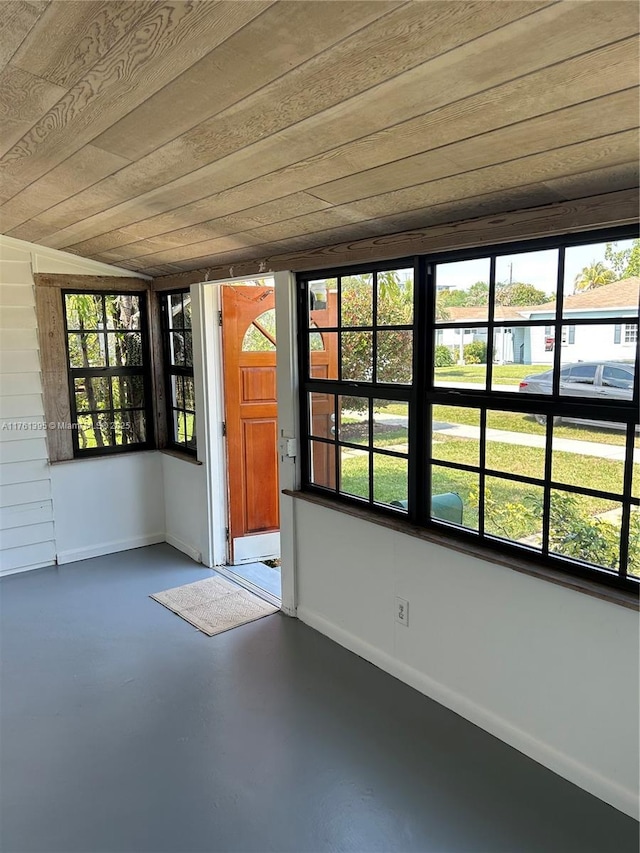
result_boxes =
[0,0,637,281]
[0,1,272,201]
[1,145,131,236]
[92,192,337,263]
[0,0,49,72]
[148,288,168,449]
[34,0,637,255]
[309,89,639,206]
[11,0,156,87]
[312,131,640,222]
[153,167,639,277]
[34,285,72,461]
[243,418,279,534]
[127,130,640,269]
[241,367,277,404]
[92,88,639,264]
[33,273,149,291]
[61,37,640,262]
[92,0,399,161]
[22,0,550,246]
[0,65,67,158]
[153,189,640,289]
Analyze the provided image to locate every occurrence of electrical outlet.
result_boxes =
[396,597,409,627]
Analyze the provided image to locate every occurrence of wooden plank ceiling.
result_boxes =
[1,0,638,277]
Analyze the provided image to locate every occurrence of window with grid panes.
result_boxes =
[297,228,640,593]
[160,290,196,454]
[63,291,153,456]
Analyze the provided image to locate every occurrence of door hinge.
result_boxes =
[225,527,230,542]
[222,422,226,437]
[218,310,223,326]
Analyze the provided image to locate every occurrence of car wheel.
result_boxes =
[535,414,561,426]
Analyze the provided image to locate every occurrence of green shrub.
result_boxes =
[463,341,487,364]
[435,345,454,367]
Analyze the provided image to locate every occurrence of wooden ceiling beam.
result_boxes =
[151,189,640,289]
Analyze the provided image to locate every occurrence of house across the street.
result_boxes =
[439,276,640,364]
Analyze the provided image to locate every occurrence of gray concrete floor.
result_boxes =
[0,543,636,853]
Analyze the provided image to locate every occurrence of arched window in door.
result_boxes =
[242,310,326,352]
[242,308,276,351]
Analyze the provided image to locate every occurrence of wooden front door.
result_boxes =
[221,285,279,564]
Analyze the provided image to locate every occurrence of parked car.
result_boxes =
[518,361,636,428]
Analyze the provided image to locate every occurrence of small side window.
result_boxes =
[567,364,596,385]
[602,366,634,390]
[161,291,196,454]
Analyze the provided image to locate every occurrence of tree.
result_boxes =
[573,261,616,292]
[466,281,490,306]
[435,281,489,315]
[622,239,640,278]
[437,289,468,308]
[604,242,631,278]
[604,239,640,279]
[495,282,549,306]
[66,293,145,449]
[340,272,413,395]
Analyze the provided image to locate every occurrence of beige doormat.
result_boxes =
[150,575,278,636]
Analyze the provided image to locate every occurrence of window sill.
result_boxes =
[49,449,159,465]
[283,489,639,612]
[160,448,202,465]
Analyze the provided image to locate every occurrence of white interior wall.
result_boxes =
[51,453,165,564]
[293,501,640,819]
[0,235,167,571]
[162,453,206,563]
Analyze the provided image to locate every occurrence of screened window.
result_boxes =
[298,229,640,593]
[64,291,153,455]
[160,291,196,454]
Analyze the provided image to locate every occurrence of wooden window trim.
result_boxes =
[34,274,160,462]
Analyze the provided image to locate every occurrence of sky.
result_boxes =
[435,238,636,297]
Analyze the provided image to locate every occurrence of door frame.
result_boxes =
[197,271,299,616]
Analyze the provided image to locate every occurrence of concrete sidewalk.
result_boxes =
[435,422,638,462]
[371,411,638,462]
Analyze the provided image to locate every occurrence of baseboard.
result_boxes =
[297,605,639,821]
[56,533,165,565]
[165,534,201,564]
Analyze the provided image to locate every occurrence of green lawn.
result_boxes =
[341,435,633,543]
[434,363,539,384]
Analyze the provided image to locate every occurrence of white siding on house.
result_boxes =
[530,323,638,365]
[0,235,151,575]
[0,241,53,576]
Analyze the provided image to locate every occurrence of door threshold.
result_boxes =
[214,564,281,608]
